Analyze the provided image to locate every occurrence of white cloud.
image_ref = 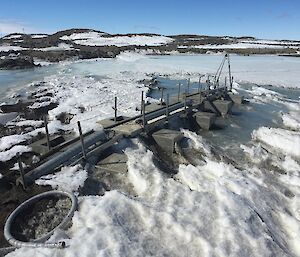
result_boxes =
[0,20,41,36]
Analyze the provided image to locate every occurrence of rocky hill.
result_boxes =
[0,28,299,69]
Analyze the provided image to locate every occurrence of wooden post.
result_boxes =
[77,121,86,159]
[43,115,51,150]
[17,153,26,190]
[187,78,190,95]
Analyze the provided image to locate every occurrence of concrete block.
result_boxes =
[96,153,128,173]
[152,129,183,154]
[213,100,233,116]
[30,135,66,155]
[112,122,143,137]
[228,93,243,104]
[97,116,128,128]
[193,111,216,130]
[204,100,233,117]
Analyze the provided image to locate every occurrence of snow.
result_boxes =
[0,119,64,162]
[179,43,299,49]
[7,119,44,128]
[179,38,300,50]
[0,45,26,52]
[241,39,300,46]
[7,140,300,257]
[60,31,107,41]
[240,143,269,164]
[181,128,211,156]
[61,31,174,46]
[35,165,88,192]
[0,145,31,162]
[2,53,300,257]
[3,35,22,40]
[0,134,30,152]
[31,34,48,39]
[33,59,52,66]
[34,43,74,51]
[10,161,27,171]
[252,127,300,158]
[282,112,300,130]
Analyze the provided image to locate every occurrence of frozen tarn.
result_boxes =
[35,165,88,192]
[252,127,300,158]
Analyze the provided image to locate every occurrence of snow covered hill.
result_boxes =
[0,28,300,69]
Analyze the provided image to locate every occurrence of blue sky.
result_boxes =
[0,0,299,39]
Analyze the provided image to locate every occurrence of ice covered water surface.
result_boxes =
[2,54,300,256]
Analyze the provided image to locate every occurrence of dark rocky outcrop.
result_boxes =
[1,28,299,70]
[0,56,38,70]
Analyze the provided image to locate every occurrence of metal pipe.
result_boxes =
[17,153,26,190]
[140,91,144,114]
[113,96,117,123]
[143,101,185,122]
[20,130,107,186]
[160,87,164,105]
[4,190,77,249]
[166,94,169,121]
[43,115,51,151]
[142,100,146,128]
[71,133,123,166]
[184,92,187,113]
[177,83,181,101]
[227,54,233,91]
[77,121,86,159]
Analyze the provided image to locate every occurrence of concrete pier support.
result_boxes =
[193,111,216,130]
[152,129,183,154]
[96,153,128,173]
[97,116,128,128]
[204,100,233,117]
[213,100,233,117]
[228,93,243,104]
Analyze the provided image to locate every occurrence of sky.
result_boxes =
[0,0,299,40]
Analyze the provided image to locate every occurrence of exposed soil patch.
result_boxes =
[11,196,71,242]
